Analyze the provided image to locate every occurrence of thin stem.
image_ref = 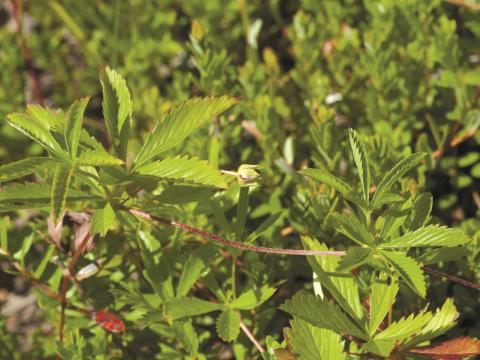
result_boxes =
[423,266,480,290]
[239,321,264,353]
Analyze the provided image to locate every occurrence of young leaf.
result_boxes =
[0,157,57,182]
[77,150,124,166]
[164,297,223,320]
[371,153,427,207]
[337,247,373,272]
[407,193,433,230]
[64,97,89,157]
[349,129,370,204]
[280,294,367,341]
[380,250,426,298]
[229,284,276,310]
[369,274,398,336]
[216,308,240,342]
[100,66,132,160]
[51,163,74,223]
[299,168,353,197]
[288,318,346,360]
[134,96,238,168]
[379,225,469,248]
[331,213,374,246]
[136,155,227,188]
[6,113,65,158]
[26,104,63,129]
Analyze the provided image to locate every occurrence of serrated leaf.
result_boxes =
[280,294,367,340]
[77,150,124,166]
[369,274,398,336]
[65,97,89,157]
[331,213,374,246]
[100,66,132,160]
[380,197,412,240]
[405,299,459,347]
[7,113,65,158]
[0,157,57,182]
[303,237,365,325]
[374,311,432,343]
[362,339,396,357]
[372,153,426,207]
[289,318,346,360]
[172,320,199,356]
[229,284,276,310]
[137,155,227,188]
[407,193,433,230]
[26,104,63,128]
[134,96,237,168]
[337,247,373,272]
[177,245,216,297]
[380,225,469,248]
[216,308,240,342]
[299,168,353,197]
[90,202,116,235]
[417,246,467,265]
[380,250,426,298]
[164,297,223,320]
[349,129,370,204]
[51,164,74,223]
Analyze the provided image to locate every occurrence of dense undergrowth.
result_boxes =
[0,1,480,359]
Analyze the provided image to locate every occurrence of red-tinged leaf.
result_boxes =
[408,336,480,360]
[92,310,125,333]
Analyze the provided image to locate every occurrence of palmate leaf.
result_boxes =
[280,294,367,341]
[288,318,346,360]
[64,97,89,158]
[133,96,238,169]
[349,129,370,204]
[51,163,74,223]
[371,152,427,208]
[369,274,398,336]
[77,150,124,166]
[216,308,240,342]
[299,168,353,197]
[379,225,469,248]
[302,237,365,326]
[0,157,58,182]
[100,66,132,160]
[380,250,426,298]
[0,183,98,211]
[6,113,66,158]
[137,155,227,188]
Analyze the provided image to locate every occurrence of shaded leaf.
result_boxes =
[349,129,370,204]
[230,284,276,310]
[216,308,240,342]
[407,193,433,230]
[65,97,89,157]
[337,247,373,272]
[331,213,374,246]
[299,168,353,197]
[177,245,216,297]
[380,197,412,240]
[51,164,74,223]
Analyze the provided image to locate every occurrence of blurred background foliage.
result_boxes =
[0,0,480,358]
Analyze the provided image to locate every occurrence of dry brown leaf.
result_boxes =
[408,336,480,360]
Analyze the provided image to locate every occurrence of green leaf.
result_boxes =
[380,197,412,240]
[229,284,276,310]
[177,245,216,297]
[303,237,365,325]
[380,250,426,298]
[349,129,370,204]
[244,211,282,244]
[216,308,241,342]
[77,150,124,166]
[331,213,374,246]
[371,153,426,207]
[299,168,353,197]
[337,247,373,272]
[0,157,57,182]
[280,294,367,341]
[362,339,396,357]
[369,274,398,336]
[51,164,74,223]
[379,225,469,248]
[417,246,467,265]
[164,297,223,320]
[0,217,8,251]
[26,104,63,128]
[407,193,433,231]
[172,320,199,356]
[134,96,237,168]
[90,202,116,235]
[64,97,89,157]
[404,299,458,347]
[6,113,65,158]
[100,66,132,160]
[374,311,432,343]
[288,318,346,360]
[137,155,227,188]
